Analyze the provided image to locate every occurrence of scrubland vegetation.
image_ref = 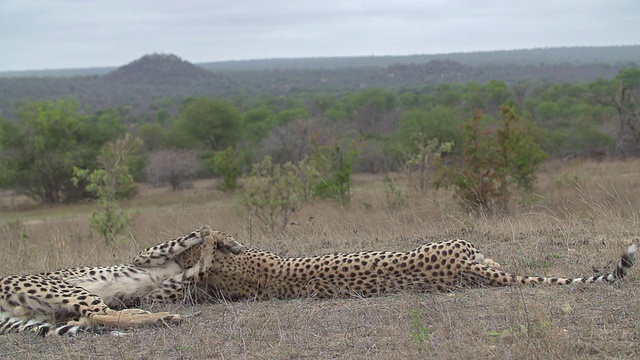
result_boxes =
[1,157,639,359]
[1,48,639,358]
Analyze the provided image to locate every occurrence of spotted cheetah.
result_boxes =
[137,226,636,301]
[0,228,205,336]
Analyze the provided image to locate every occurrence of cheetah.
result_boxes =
[135,226,636,301]
[0,228,205,336]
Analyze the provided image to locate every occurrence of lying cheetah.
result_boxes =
[0,228,205,336]
[135,226,636,301]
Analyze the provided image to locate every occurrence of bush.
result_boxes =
[211,146,245,191]
[242,156,318,232]
[402,134,453,192]
[310,140,358,205]
[436,106,547,213]
[145,149,200,190]
[72,134,141,243]
[0,98,126,203]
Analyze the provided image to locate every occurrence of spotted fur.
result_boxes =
[0,229,205,336]
[154,226,636,300]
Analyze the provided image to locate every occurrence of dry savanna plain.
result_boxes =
[0,159,639,359]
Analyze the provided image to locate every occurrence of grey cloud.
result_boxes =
[1,0,639,71]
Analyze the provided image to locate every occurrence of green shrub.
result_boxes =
[310,140,358,205]
[242,156,318,232]
[436,106,547,213]
[72,134,140,243]
[402,134,453,192]
[211,146,245,191]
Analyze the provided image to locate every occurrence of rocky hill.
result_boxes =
[0,54,237,119]
[104,53,219,86]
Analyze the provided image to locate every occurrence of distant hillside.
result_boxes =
[1,45,638,78]
[0,54,236,119]
[200,45,640,71]
[217,61,626,96]
[0,47,637,120]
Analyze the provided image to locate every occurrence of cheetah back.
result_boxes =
[191,229,636,300]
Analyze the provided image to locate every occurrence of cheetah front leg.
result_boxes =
[57,293,181,330]
[83,308,181,329]
[133,230,206,267]
[46,280,183,330]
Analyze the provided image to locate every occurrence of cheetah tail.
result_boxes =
[0,316,121,336]
[0,316,83,336]
[518,243,637,286]
[609,243,636,280]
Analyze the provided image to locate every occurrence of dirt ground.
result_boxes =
[1,159,639,359]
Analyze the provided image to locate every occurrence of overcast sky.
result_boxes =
[1,0,638,71]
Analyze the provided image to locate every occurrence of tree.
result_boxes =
[137,122,168,152]
[274,108,309,126]
[211,146,245,191]
[242,107,274,145]
[0,98,123,203]
[435,84,461,107]
[610,68,640,157]
[310,139,359,205]
[402,135,454,192]
[144,149,200,190]
[82,109,128,146]
[178,97,241,150]
[260,120,318,164]
[461,82,488,112]
[344,89,398,133]
[485,80,512,112]
[73,134,141,242]
[242,156,318,232]
[396,106,463,153]
[436,107,547,213]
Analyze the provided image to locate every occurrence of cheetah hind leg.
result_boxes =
[72,308,182,329]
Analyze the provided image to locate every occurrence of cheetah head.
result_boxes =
[199,226,245,255]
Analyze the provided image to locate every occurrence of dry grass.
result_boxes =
[1,159,640,359]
